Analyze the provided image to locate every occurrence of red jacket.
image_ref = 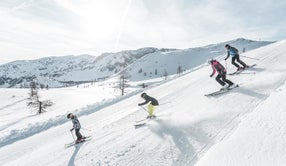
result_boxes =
[210,60,226,76]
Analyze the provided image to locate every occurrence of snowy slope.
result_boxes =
[0,38,273,88]
[0,82,120,148]
[0,40,286,166]
[196,42,286,166]
[196,81,286,166]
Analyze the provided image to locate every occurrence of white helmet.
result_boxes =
[207,58,213,64]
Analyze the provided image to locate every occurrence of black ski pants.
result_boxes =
[232,54,246,68]
[215,73,234,86]
[75,129,83,140]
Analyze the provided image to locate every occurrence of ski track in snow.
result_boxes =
[0,89,145,148]
[196,80,286,166]
[0,64,206,149]
[0,98,27,111]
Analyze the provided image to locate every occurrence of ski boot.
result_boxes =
[146,115,156,119]
[228,84,237,89]
[236,67,244,71]
[243,65,250,69]
[220,84,229,90]
[75,138,85,144]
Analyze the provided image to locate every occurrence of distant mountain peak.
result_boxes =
[0,38,274,88]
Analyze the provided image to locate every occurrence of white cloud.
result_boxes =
[0,0,285,64]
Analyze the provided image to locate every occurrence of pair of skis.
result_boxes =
[228,64,256,75]
[205,64,257,97]
[204,84,239,97]
[64,136,92,148]
[134,116,157,129]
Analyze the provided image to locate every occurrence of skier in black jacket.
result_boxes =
[138,93,159,119]
[67,113,84,143]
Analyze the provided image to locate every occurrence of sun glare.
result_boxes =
[57,0,127,39]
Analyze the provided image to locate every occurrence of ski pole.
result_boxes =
[238,72,256,74]
[159,101,172,105]
[240,55,260,60]
[225,60,228,70]
[140,106,149,113]
[81,127,92,131]
[70,130,76,142]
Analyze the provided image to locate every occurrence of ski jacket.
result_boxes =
[139,95,159,106]
[225,46,239,59]
[210,60,226,76]
[71,116,81,129]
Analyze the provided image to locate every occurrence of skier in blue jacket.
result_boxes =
[224,44,249,71]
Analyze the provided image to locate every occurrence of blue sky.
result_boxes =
[0,0,285,63]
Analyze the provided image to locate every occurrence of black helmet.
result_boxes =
[67,113,72,119]
[225,44,230,48]
[141,93,146,97]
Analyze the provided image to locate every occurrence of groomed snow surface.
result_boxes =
[1,40,286,166]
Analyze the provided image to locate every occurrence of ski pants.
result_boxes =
[232,54,246,68]
[215,73,234,86]
[75,129,83,140]
[148,104,155,116]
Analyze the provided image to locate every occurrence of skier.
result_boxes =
[138,93,159,119]
[67,113,84,143]
[208,59,236,90]
[224,44,249,71]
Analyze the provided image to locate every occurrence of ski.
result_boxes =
[205,84,239,97]
[134,123,146,128]
[134,119,147,128]
[135,119,147,123]
[64,136,92,148]
[228,64,256,75]
[235,72,256,75]
[134,116,156,129]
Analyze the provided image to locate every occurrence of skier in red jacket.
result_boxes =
[209,59,236,90]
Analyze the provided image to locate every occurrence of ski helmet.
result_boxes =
[225,44,230,48]
[67,113,72,119]
[141,93,146,97]
[207,58,213,64]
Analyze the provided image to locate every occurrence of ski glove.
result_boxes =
[210,74,213,77]
[70,128,74,132]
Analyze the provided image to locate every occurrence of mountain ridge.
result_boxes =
[0,38,274,88]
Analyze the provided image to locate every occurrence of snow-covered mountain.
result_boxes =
[125,38,274,81]
[0,38,273,88]
[0,39,285,166]
[0,47,161,88]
